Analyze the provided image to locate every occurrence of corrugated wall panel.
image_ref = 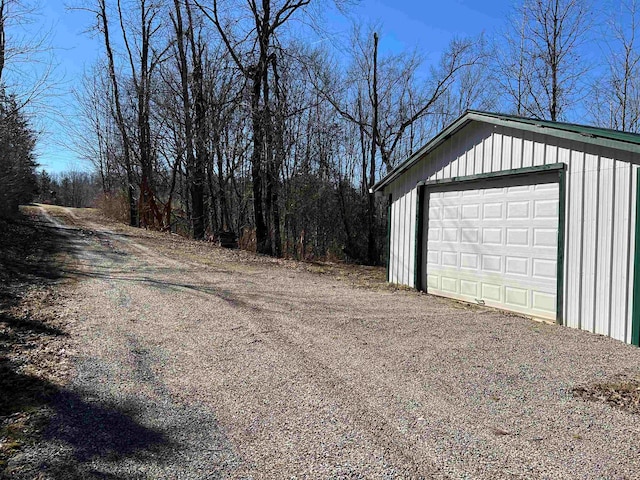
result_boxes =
[627,164,638,344]
[492,131,502,171]
[449,134,460,178]
[546,143,558,165]
[582,152,599,332]
[384,121,639,344]
[442,142,452,179]
[533,136,545,166]
[406,178,417,287]
[482,133,493,173]
[502,132,513,170]
[565,150,584,330]
[464,134,474,175]
[611,160,628,341]
[474,131,485,174]
[623,158,633,342]
[559,146,571,326]
[512,132,523,169]
[399,185,408,285]
[390,192,399,284]
[523,131,534,167]
[596,154,614,336]
[610,157,623,339]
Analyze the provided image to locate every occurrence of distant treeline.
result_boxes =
[35,170,101,209]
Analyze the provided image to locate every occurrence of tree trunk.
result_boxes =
[367,32,379,265]
[251,54,270,254]
[99,0,137,227]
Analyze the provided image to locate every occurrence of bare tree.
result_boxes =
[0,0,56,108]
[312,27,481,263]
[498,0,590,120]
[589,0,640,131]
[194,0,330,256]
[431,35,497,130]
[70,65,123,195]
[94,0,137,225]
[117,0,169,228]
[170,0,206,238]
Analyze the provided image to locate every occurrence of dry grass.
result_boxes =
[61,206,394,291]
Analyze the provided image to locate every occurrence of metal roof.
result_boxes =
[372,110,640,192]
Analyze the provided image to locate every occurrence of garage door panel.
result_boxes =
[426,178,559,321]
[441,276,458,293]
[443,206,459,219]
[505,286,528,308]
[460,253,478,269]
[507,185,530,193]
[532,258,556,279]
[506,228,529,246]
[483,203,503,219]
[507,201,529,218]
[462,204,480,219]
[442,228,457,241]
[534,199,558,218]
[442,251,458,267]
[532,291,556,312]
[483,187,505,196]
[534,228,557,247]
[482,255,502,272]
[460,280,478,296]
[429,206,442,220]
[505,256,528,275]
[481,283,502,302]
[482,228,502,245]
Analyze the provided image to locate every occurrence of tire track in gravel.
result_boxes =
[105,234,637,480]
[85,221,447,478]
[11,208,241,480]
[72,219,589,479]
[24,207,640,479]
[93,241,514,479]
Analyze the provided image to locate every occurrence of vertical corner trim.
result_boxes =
[414,185,425,291]
[556,166,567,326]
[632,168,640,346]
[386,194,392,283]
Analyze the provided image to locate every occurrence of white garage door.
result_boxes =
[425,179,559,320]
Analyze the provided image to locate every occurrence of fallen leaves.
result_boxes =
[573,375,640,414]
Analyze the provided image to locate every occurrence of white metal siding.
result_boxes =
[386,122,638,343]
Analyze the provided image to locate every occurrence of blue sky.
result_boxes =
[29,0,513,174]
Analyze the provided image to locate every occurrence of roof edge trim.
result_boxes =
[372,110,640,192]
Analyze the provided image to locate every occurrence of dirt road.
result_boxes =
[8,206,640,479]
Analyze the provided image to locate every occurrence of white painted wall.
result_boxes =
[385,121,639,343]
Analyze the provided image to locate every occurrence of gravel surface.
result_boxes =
[9,206,640,479]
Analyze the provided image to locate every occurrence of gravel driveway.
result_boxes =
[10,206,640,479]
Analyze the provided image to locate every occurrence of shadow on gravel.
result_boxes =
[63,267,258,311]
[0,213,78,296]
[0,311,68,338]
[0,210,75,408]
[0,211,84,476]
[45,390,167,462]
[2,211,237,479]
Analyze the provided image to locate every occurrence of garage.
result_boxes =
[422,171,560,320]
[373,110,640,345]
